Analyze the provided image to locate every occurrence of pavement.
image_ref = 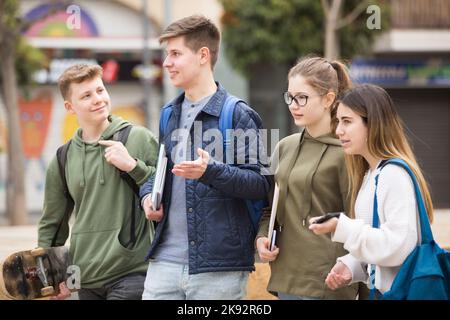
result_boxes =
[0,209,448,300]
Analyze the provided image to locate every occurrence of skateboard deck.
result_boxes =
[0,246,71,300]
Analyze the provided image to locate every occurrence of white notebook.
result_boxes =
[268,183,280,250]
[151,144,167,210]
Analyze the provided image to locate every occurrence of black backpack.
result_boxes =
[53,125,140,247]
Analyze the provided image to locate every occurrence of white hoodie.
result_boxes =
[333,163,419,293]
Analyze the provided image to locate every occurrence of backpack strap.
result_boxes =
[112,125,139,246]
[370,157,433,299]
[219,95,243,164]
[113,126,139,196]
[54,140,74,247]
[373,158,433,243]
[159,105,173,139]
[113,125,132,147]
[218,95,266,233]
[56,140,72,203]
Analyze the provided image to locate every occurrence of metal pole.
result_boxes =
[163,0,177,103]
[142,0,158,133]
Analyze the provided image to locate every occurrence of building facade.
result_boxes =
[0,0,247,215]
[350,0,450,207]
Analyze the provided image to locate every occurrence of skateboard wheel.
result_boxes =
[30,247,46,257]
[41,286,55,297]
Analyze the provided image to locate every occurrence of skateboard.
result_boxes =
[0,246,71,300]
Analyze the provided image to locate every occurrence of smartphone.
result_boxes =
[312,212,342,224]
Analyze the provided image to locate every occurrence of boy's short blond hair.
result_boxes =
[58,64,103,100]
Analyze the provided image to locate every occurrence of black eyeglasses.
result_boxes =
[283,92,322,107]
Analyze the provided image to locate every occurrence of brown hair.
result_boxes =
[159,15,220,69]
[58,64,103,100]
[288,56,352,132]
[339,84,433,222]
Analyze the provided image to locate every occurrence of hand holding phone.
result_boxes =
[312,212,342,224]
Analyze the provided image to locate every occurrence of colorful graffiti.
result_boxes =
[18,92,53,191]
[23,4,99,38]
[19,93,53,159]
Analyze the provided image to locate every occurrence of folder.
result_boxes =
[268,183,280,251]
[151,144,167,210]
[270,230,277,251]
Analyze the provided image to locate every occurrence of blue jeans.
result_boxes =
[142,260,249,300]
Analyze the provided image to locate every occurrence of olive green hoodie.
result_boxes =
[38,115,158,288]
[258,129,359,299]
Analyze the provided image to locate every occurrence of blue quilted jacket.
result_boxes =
[140,83,272,274]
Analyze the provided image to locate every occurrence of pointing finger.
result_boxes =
[98,140,116,146]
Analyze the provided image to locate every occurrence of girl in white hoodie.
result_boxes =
[309,84,434,297]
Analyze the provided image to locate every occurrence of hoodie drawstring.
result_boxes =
[80,143,105,186]
[99,146,105,185]
[80,143,86,187]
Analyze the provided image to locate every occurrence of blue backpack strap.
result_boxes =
[370,165,383,300]
[375,158,433,243]
[246,198,267,233]
[219,95,242,164]
[218,95,264,233]
[370,158,434,300]
[159,104,173,139]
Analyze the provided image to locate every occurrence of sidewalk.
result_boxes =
[0,225,38,261]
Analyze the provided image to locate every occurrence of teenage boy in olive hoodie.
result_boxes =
[38,64,158,300]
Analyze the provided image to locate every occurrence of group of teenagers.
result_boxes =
[37,15,434,300]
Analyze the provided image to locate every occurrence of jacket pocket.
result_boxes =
[202,198,242,261]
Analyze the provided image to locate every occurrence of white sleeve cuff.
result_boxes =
[337,254,368,284]
[141,194,151,208]
[332,213,365,243]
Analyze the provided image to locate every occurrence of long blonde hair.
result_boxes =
[339,84,433,222]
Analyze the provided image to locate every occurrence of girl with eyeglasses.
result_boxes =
[256,56,363,300]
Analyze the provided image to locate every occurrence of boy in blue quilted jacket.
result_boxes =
[139,15,271,300]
